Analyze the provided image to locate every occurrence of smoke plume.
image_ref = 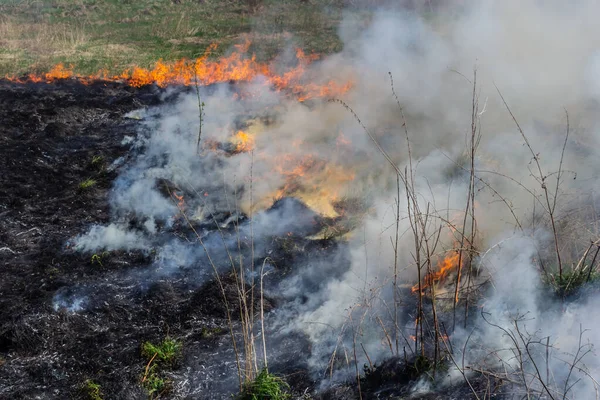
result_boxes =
[69,0,600,397]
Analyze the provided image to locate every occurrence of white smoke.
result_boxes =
[73,223,149,252]
[69,0,600,397]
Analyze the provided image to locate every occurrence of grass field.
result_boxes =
[0,0,357,77]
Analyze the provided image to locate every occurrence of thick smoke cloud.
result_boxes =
[69,0,600,397]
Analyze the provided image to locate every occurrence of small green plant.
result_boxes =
[91,155,104,165]
[78,178,97,192]
[90,251,109,267]
[238,369,291,400]
[81,379,103,400]
[91,253,103,266]
[142,366,166,397]
[90,155,105,171]
[142,337,182,365]
[548,267,598,297]
[141,337,180,398]
[200,326,223,339]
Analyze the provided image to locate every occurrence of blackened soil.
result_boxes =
[0,79,497,400]
[0,79,338,400]
[0,80,188,399]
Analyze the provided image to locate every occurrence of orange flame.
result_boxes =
[5,40,353,101]
[173,191,185,210]
[411,251,461,293]
[231,130,255,153]
[266,153,355,217]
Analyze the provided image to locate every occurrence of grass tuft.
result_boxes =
[142,337,182,365]
[140,337,181,397]
[78,178,97,191]
[81,379,103,400]
[90,155,104,170]
[238,369,291,400]
[143,368,166,397]
[547,267,598,297]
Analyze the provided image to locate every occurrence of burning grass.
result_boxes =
[4,40,353,103]
[5,3,600,399]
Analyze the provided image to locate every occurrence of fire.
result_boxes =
[269,154,356,218]
[5,40,353,101]
[173,191,185,210]
[411,251,461,293]
[336,131,351,148]
[231,130,255,153]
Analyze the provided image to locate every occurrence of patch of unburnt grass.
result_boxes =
[78,178,97,192]
[545,266,599,298]
[140,337,182,398]
[238,368,291,400]
[80,379,104,400]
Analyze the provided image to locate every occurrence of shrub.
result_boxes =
[548,267,598,297]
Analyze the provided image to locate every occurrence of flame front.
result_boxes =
[411,251,461,293]
[231,130,255,153]
[5,40,352,102]
[270,154,356,218]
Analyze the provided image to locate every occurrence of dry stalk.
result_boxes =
[170,163,265,385]
[331,96,412,359]
[376,315,394,355]
[141,352,158,384]
[495,85,568,280]
[260,258,268,369]
[438,326,482,400]
[453,69,480,331]
[170,192,243,389]
[193,69,204,155]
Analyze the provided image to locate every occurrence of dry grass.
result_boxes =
[0,0,353,77]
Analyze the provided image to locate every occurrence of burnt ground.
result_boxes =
[0,80,496,400]
[0,79,331,400]
[0,79,173,399]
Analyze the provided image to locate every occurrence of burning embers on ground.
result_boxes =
[4,40,352,103]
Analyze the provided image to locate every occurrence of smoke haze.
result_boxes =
[69,1,600,397]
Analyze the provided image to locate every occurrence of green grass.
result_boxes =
[0,0,354,77]
[90,252,108,266]
[143,367,167,398]
[90,155,104,169]
[239,369,291,400]
[140,337,181,397]
[78,178,97,191]
[142,337,182,365]
[547,267,598,297]
[81,379,103,400]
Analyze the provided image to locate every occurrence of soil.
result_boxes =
[0,79,495,400]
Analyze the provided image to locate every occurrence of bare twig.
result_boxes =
[495,84,564,279]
